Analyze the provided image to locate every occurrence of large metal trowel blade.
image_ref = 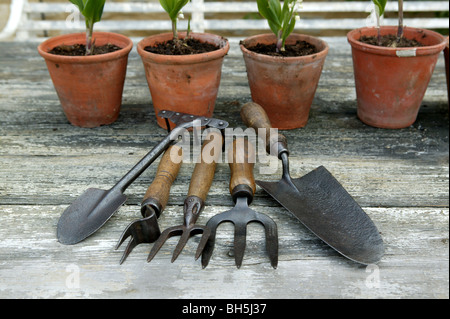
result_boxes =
[257,166,384,265]
[57,188,127,245]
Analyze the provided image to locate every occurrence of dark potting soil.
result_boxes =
[144,38,220,55]
[48,43,122,56]
[243,40,318,57]
[359,34,424,48]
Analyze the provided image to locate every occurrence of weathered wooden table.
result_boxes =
[0,38,448,299]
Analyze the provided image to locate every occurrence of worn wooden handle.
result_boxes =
[188,131,223,201]
[142,145,183,211]
[240,102,273,132]
[228,137,256,199]
[240,102,289,158]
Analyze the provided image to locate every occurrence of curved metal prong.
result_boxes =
[201,228,217,268]
[201,212,232,268]
[147,226,183,263]
[116,225,133,250]
[171,231,191,263]
[233,223,247,269]
[119,237,138,265]
[255,213,279,269]
[195,227,211,260]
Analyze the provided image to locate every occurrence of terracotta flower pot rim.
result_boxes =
[347,26,446,57]
[37,32,133,64]
[239,33,329,64]
[137,32,230,65]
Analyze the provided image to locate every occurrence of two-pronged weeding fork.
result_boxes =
[116,145,182,264]
[147,131,223,263]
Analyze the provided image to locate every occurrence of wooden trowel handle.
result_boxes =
[228,137,256,203]
[188,131,223,202]
[141,145,183,213]
[240,102,289,158]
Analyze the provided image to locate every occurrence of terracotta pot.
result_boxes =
[347,26,446,129]
[38,32,133,128]
[137,32,230,129]
[240,33,329,130]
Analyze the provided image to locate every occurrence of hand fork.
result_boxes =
[201,137,279,269]
[147,131,223,263]
[116,145,183,264]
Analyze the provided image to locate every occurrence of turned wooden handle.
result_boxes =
[142,145,183,211]
[228,137,256,199]
[240,101,273,132]
[240,102,289,158]
[188,131,223,202]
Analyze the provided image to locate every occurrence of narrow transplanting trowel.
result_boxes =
[241,102,384,265]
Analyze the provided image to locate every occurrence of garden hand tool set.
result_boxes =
[57,107,383,267]
[201,137,279,269]
[147,131,223,263]
[240,102,384,265]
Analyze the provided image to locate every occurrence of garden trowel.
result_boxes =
[240,102,384,265]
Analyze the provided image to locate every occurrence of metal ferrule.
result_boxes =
[183,195,205,226]
[231,184,254,205]
[141,198,162,219]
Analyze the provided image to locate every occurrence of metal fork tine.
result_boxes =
[234,223,247,269]
[115,226,132,250]
[171,231,191,263]
[255,213,279,269]
[201,214,228,268]
[264,222,279,269]
[195,227,211,260]
[119,237,138,265]
[201,229,217,268]
[147,226,180,263]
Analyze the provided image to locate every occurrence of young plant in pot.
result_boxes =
[137,0,230,129]
[240,0,329,130]
[37,0,133,128]
[347,0,447,129]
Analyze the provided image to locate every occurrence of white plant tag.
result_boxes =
[396,49,417,57]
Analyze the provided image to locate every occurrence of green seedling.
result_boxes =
[371,0,405,46]
[69,0,106,55]
[371,0,387,45]
[256,0,302,53]
[159,0,190,40]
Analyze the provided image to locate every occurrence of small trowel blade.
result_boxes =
[57,188,127,245]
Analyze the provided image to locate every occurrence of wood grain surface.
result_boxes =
[0,38,448,299]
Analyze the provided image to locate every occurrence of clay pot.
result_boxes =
[137,32,230,129]
[347,26,446,129]
[240,33,329,130]
[38,32,132,128]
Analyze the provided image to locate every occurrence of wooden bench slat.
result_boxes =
[23,18,449,32]
[25,1,450,14]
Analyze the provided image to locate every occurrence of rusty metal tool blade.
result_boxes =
[57,111,228,245]
[241,102,384,265]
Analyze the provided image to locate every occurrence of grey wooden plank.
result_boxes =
[0,205,447,298]
[0,154,448,208]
